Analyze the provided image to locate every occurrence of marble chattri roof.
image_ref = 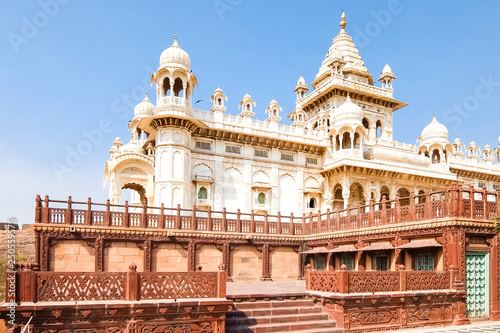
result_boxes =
[160,35,191,70]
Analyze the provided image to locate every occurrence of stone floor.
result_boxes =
[226,280,306,297]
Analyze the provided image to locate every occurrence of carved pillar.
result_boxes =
[181,242,196,272]
[490,235,500,320]
[216,243,232,282]
[258,243,272,281]
[142,239,152,272]
[40,234,49,271]
[88,237,104,272]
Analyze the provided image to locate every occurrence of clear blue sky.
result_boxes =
[1,1,500,224]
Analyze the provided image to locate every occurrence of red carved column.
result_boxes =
[490,235,500,320]
[40,234,49,271]
[217,265,227,298]
[216,243,232,282]
[258,243,272,281]
[35,194,42,223]
[187,242,196,272]
[143,239,152,272]
[89,237,105,272]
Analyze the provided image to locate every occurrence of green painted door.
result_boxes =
[465,252,489,319]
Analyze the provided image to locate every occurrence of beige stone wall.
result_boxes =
[0,225,36,260]
[50,240,95,272]
[230,245,261,281]
[270,247,299,280]
[152,243,187,272]
[105,241,143,272]
[196,244,222,272]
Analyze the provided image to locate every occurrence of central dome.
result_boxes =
[159,36,191,70]
[420,115,449,144]
[331,95,363,127]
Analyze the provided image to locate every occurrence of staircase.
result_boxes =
[226,299,340,333]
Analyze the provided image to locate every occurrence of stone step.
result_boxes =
[227,305,323,317]
[232,299,315,310]
[226,312,329,326]
[226,319,337,333]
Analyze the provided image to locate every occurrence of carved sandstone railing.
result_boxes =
[6,263,227,304]
[35,184,500,235]
[306,266,455,294]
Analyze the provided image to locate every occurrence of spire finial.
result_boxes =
[172,35,178,47]
[340,11,346,31]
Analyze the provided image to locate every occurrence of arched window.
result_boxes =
[247,104,250,111]
[198,187,208,200]
[342,132,351,149]
[217,98,222,106]
[354,132,360,149]
[308,198,316,209]
[162,77,171,96]
[376,120,382,138]
[335,135,340,151]
[362,117,369,130]
[173,78,183,97]
[397,188,411,206]
[431,149,441,164]
[257,192,266,204]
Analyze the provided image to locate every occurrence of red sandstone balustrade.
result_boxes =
[305,265,457,294]
[6,263,227,305]
[35,184,499,234]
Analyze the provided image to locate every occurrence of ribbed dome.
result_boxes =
[382,63,392,74]
[121,142,143,154]
[420,115,449,143]
[159,36,191,70]
[331,95,363,127]
[134,93,155,117]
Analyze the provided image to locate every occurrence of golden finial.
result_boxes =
[340,11,346,31]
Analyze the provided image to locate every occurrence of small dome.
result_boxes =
[134,93,155,117]
[420,115,449,144]
[297,76,306,85]
[382,63,392,74]
[159,36,191,70]
[243,92,252,100]
[331,95,363,126]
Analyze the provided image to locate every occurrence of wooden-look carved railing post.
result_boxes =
[394,193,400,224]
[250,210,255,233]
[482,186,489,218]
[381,196,387,225]
[409,193,415,221]
[399,265,406,292]
[308,212,313,233]
[339,264,349,293]
[277,212,282,234]
[141,202,148,228]
[5,268,18,304]
[35,195,42,223]
[424,190,431,219]
[66,196,73,225]
[222,208,227,232]
[175,204,181,229]
[326,208,331,232]
[20,264,36,303]
[236,209,241,233]
[305,264,312,290]
[316,210,321,233]
[458,186,464,217]
[217,265,227,298]
[191,204,197,231]
[346,206,351,230]
[126,263,139,301]
[334,209,340,230]
[159,203,165,229]
[105,199,111,226]
[42,195,49,223]
[123,200,129,228]
[86,197,92,225]
[302,214,306,235]
[264,212,269,234]
[356,203,361,228]
[469,185,475,219]
[290,212,295,235]
[496,189,500,218]
[368,199,374,226]
[207,207,213,231]
[449,184,458,217]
